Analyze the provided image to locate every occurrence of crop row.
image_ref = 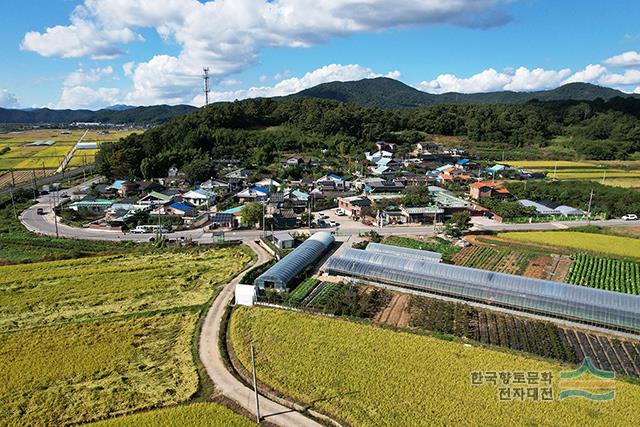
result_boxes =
[452,246,529,275]
[286,277,320,305]
[565,253,640,294]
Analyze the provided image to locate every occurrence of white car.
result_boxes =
[329,220,337,227]
[335,208,346,216]
[131,227,148,234]
[622,214,638,221]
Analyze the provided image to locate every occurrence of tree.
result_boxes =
[402,186,433,207]
[182,155,216,183]
[241,202,264,228]
[444,211,471,238]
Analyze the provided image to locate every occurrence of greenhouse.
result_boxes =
[255,231,334,291]
[365,243,442,262]
[325,248,640,332]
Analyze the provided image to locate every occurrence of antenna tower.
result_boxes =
[203,67,210,106]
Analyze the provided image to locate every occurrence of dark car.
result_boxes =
[36,208,45,215]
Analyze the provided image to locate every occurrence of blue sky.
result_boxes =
[2,0,640,109]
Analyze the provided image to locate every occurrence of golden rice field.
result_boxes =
[0,248,252,332]
[499,231,640,260]
[0,247,253,426]
[31,144,74,158]
[90,403,255,427]
[507,160,640,189]
[230,307,640,427]
[0,313,198,427]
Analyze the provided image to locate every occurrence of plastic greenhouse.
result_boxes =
[325,249,640,332]
[255,232,334,291]
[365,242,442,262]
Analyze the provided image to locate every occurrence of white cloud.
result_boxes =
[220,78,242,86]
[64,66,113,86]
[0,90,19,108]
[599,69,640,86]
[418,68,512,93]
[54,86,120,110]
[195,63,399,104]
[603,50,640,68]
[23,0,509,105]
[564,64,608,84]
[273,70,290,81]
[122,61,135,76]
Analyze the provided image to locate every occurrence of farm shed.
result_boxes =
[365,243,442,263]
[518,199,559,215]
[271,232,295,249]
[325,248,640,333]
[255,231,334,291]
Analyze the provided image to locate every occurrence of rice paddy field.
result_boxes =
[89,403,255,427]
[230,307,640,427]
[0,129,139,178]
[0,246,253,426]
[499,231,640,260]
[507,160,640,189]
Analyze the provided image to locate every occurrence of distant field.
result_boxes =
[31,145,73,158]
[499,231,640,260]
[13,156,60,169]
[230,307,640,427]
[507,160,640,189]
[0,247,252,426]
[90,403,255,427]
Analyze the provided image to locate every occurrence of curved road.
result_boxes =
[199,241,323,427]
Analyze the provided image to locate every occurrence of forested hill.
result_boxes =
[96,96,640,180]
[0,104,197,125]
[287,78,637,109]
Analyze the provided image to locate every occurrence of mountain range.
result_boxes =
[1,79,637,124]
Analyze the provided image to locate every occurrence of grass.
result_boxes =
[89,402,255,427]
[499,231,640,261]
[230,307,640,427]
[382,235,460,261]
[0,248,252,332]
[506,160,640,189]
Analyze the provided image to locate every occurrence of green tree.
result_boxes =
[444,211,471,238]
[241,202,264,228]
[402,186,433,207]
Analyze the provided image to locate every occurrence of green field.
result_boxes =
[565,253,640,294]
[230,307,640,426]
[507,160,640,189]
[90,402,255,427]
[0,246,252,426]
[382,235,460,261]
[499,231,640,260]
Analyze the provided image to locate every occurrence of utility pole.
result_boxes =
[250,345,261,424]
[202,67,210,106]
[586,189,594,225]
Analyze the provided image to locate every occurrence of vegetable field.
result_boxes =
[565,253,640,294]
[499,231,640,260]
[451,246,530,274]
[0,247,252,426]
[382,235,460,261]
[230,307,640,426]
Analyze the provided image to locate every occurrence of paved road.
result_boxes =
[199,241,323,427]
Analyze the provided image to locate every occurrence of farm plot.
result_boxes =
[230,307,640,427]
[499,231,640,260]
[565,253,640,294]
[451,246,530,274]
[90,402,255,427]
[407,293,639,378]
[14,156,61,169]
[0,248,252,332]
[507,160,640,189]
[0,247,252,426]
[0,168,51,189]
[0,313,198,427]
[286,277,319,306]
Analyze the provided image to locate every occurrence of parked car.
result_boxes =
[318,212,326,219]
[36,208,45,215]
[335,208,346,216]
[622,214,638,221]
[329,220,337,227]
[317,219,326,227]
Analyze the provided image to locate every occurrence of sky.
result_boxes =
[2,0,640,110]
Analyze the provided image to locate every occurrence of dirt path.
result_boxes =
[199,240,323,427]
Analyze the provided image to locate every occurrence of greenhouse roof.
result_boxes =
[255,232,334,291]
[325,249,640,332]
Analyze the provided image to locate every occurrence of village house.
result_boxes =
[314,173,348,192]
[469,182,511,200]
[138,191,174,206]
[182,188,216,207]
[338,195,372,218]
[236,186,270,203]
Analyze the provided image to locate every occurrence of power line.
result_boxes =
[203,67,210,106]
